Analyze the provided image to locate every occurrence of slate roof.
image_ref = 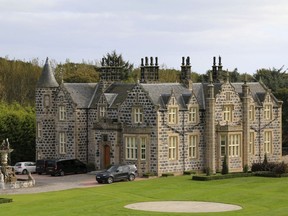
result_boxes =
[63,83,97,108]
[104,83,136,108]
[140,83,194,109]
[232,82,268,106]
[60,80,279,110]
[37,58,59,88]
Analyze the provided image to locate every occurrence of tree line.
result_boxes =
[0,51,287,164]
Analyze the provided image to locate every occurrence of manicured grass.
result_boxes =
[1,176,288,216]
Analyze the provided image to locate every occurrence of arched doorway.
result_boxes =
[104,145,110,168]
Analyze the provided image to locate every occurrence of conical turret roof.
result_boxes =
[37,57,59,88]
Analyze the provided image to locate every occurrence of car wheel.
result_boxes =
[107,177,113,184]
[128,174,135,181]
[60,171,65,176]
[22,169,28,175]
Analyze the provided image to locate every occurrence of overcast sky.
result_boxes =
[1,0,288,74]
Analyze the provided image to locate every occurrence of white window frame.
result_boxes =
[188,106,198,123]
[99,106,106,118]
[169,136,178,160]
[188,134,198,158]
[125,136,137,160]
[220,135,227,157]
[59,132,66,154]
[249,105,255,121]
[140,137,146,160]
[228,134,241,157]
[37,122,42,138]
[249,131,255,154]
[223,105,233,122]
[264,104,272,120]
[133,107,143,124]
[264,131,273,153]
[59,106,66,121]
[168,107,178,124]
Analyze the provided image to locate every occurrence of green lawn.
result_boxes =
[1,176,288,216]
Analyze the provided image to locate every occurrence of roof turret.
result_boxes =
[37,57,59,88]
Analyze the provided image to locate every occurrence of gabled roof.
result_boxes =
[104,83,136,108]
[140,83,194,109]
[104,93,118,107]
[59,80,279,110]
[63,83,97,108]
[37,58,59,88]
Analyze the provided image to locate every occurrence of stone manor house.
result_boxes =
[35,56,282,176]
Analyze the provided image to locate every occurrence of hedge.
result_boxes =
[0,198,13,204]
[192,173,254,181]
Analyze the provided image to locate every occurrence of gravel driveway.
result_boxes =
[1,172,100,195]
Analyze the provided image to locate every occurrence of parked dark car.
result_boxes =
[46,159,87,176]
[96,164,137,184]
[36,159,55,175]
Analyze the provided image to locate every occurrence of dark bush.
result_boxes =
[183,170,196,175]
[0,198,13,204]
[192,173,253,181]
[221,155,229,175]
[243,164,249,173]
[251,163,265,172]
[251,160,288,176]
[161,173,174,177]
[272,162,288,176]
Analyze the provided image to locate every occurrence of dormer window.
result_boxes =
[132,107,143,124]
[59,106,66,121]
[223,105,233,122]
[264,104,272,120]
[188,106,198,123]
[226,92,231,101]
[249,105,255,121]
[168,107,178,124]
[99,106,106,118]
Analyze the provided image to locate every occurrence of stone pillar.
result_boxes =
[205,72,216,174]
[242,76,250,168]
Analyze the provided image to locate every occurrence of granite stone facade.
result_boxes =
[35,57,282,176]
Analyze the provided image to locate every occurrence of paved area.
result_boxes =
[125,201,242,213]
[1,172,99,194]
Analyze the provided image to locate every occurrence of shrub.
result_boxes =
[272,162,288,176]
[251,163,265,172]
[143,172,155,178]
[161,173,174,177]
[205,167,211,176]
[0,198,13,204]
[183,170,196,175]
[243,164,249,173]
[221,155,229,175]
[192,173,253,181]
[251,160,288,177]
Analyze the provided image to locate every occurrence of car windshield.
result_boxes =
[107,165,119,172]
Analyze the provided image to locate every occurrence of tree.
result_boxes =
[100,50,133,80]
[54,62,99,83]
[254,67,288,92]
[0,103,35,165]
